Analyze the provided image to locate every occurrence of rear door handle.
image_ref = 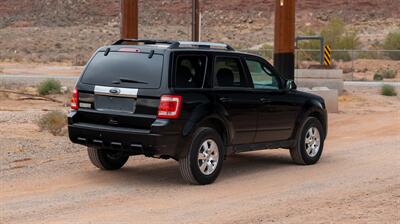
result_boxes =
[260,98,272,104]
[219,97,233,103]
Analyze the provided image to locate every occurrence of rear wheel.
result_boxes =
[87,147,129,170]
[179,127,224,185]
[290,117,325,165]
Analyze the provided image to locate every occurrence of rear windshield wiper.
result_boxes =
[119,77,148,84]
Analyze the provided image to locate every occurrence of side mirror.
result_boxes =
[286,80,297,90]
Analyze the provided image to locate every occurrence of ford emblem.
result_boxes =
[109,88,120,94]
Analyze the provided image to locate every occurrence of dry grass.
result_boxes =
[36,110,67,136]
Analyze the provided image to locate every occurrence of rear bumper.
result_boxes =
[68,113,183,158]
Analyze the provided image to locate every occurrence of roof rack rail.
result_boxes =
[170,41,235,51]
[113,39,178,46]
[112,39,235,51]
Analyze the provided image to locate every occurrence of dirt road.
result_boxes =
[0,89,399,224]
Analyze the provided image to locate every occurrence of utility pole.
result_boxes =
[274,0,295,80]
[192,0,200,41]
[120,0,139,39]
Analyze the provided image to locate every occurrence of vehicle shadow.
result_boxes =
[85,150,295,186]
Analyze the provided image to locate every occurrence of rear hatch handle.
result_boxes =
[94,86,138,98]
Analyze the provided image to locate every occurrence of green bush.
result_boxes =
[373,74,384,81]
[375,68,397,79]
[37,79,61,96]
[383,31,400,60]
[297,18,360,62]
[381,85,397,96]
[36,111,67,136]
[321,18,360,49]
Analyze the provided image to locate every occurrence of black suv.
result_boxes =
[68,40,327,185]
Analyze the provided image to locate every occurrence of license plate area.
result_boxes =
[94,95,136,113]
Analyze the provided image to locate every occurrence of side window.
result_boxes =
[214,57,247,88]
[246,60,280,90]
[175,55,207,88]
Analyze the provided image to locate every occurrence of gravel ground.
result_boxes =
[0,87,399,224]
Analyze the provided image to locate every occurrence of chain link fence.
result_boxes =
[241,49,400,81]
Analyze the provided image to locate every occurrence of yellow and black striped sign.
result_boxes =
[324,45,331,66]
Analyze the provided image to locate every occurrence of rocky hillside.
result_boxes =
[0,0,399,63]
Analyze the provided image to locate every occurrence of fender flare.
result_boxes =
[174,101,235,159]
[182,103,234,144]
[291,99,327,142]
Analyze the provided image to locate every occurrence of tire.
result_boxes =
[179,127,225,185]
[290,117,325,165]
[87,147,129,170]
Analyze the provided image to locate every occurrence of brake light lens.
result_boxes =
[118,48,140,53]
[70,88,79,110]
[157,95,182,119]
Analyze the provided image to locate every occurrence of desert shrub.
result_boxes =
[358,51,380,59]
[321,17,345,45]
[381,85,397,96]
[297,18,360,62]
[37,111,67,136]
[383,31,400,60]
[373,74,383,81]
[37,79,61,96]
[336,32,360,50]
[375,68,397,79]
[297,42,320,62]
[296,29,320,62]
[332,51,352,62]
[356,67,368,73]
[322,18,360,62]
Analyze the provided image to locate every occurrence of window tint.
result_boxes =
[82,52,163,89]
[175,55,207,88]
[246,60,280,90]
[214,57,247,88]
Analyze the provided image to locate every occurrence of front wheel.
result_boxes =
[87,147,129,170]
[290,117,325,165]
[179,127,224,185]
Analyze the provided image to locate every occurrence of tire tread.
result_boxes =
[87,147,128,170]
[179,127,224,185]
[290,117,324,165]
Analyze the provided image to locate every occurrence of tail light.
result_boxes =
[70,87,79,110]
[157,95,182,119]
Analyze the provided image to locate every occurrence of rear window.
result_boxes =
[81,51,163,88]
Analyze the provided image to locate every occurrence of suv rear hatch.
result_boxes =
[74,50,164,130]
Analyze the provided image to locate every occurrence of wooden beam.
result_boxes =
[273,0,296,80]
[192,0,200,41]
[120,0,138,39]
